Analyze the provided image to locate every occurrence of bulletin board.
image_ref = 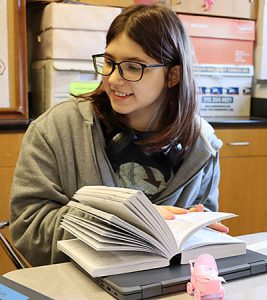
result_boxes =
[0,0,28,120]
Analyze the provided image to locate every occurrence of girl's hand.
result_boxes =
[154,205,188,220]
[189,204,229,233]
[154,204,229,233]
[208,221,229,233]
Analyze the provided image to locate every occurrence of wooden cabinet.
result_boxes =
[0,130,24,275]
[171,0,258,19]
[215,127,267,236]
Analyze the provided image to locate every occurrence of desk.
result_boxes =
[4,233,267,300]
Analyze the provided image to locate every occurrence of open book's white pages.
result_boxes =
[166,211,236,251]
[61,217,164,255]
[65,201,170,257]
[63,214,153,244]
[73,186,176,252]
[86,186,176,249]
[74,186,175,248]
[73,194,148,232]
[57,239,170,277]
[180,227,246,263]
[180,227,245,252]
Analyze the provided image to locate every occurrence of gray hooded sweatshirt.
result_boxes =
[9,97,222,266]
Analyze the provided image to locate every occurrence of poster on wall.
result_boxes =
[0,0,10,108]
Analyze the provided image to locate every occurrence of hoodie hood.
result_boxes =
[198,117,223,156]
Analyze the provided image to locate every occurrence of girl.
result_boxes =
[10,4,227,267]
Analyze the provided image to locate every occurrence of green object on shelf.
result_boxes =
[70,81,100,96]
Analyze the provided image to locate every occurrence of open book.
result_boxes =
[57,186,246,277]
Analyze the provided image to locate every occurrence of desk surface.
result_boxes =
[4,232,267,300]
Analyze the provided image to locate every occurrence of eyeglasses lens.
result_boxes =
[121,62,143,81]
[93,56,143,81]
[94,56,111,76]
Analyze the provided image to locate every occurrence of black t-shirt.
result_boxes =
[103,124,183,201]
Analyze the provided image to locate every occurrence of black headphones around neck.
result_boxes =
[105,127,182,166]
[105,127,137,159]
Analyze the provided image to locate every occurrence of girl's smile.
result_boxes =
[112,89,134,100]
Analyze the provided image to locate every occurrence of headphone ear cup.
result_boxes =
[163,143,183,166]
[106,130,137,160]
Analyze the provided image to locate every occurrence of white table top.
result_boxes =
[4,232,267,300]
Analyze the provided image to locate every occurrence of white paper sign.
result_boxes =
[0,0,10,107]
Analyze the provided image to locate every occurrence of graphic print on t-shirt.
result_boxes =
[116,162,173,200]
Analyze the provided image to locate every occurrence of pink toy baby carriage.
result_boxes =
[187,253,225,300]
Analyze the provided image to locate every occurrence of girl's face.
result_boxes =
[102,33,168,131]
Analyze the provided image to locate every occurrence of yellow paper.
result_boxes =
[70,81,100,96]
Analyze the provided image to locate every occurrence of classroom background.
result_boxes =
[1,0,267,276]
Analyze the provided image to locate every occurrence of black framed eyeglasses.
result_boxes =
[92,54,169,82]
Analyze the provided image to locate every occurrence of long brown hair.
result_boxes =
[84,4,199,157]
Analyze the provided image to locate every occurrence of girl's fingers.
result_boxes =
[209,222,229,233]
[154,205,188,220]
[155,205,229,234]
[161,206,188,214]
[188,204,204,212]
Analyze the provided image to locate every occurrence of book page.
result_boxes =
[180,227,245,252]
[61,222,160,253]
[180,227,246,263]
[67,201,168,256]
[64,213,154,246]
[166,211,236,251]
[74,193,156,237]
[127,192,176,253]
[64,214,147,242]
[74,186,175,255]
[62,217,162,254]
[97,189,174,255]
[57,239,169,277]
